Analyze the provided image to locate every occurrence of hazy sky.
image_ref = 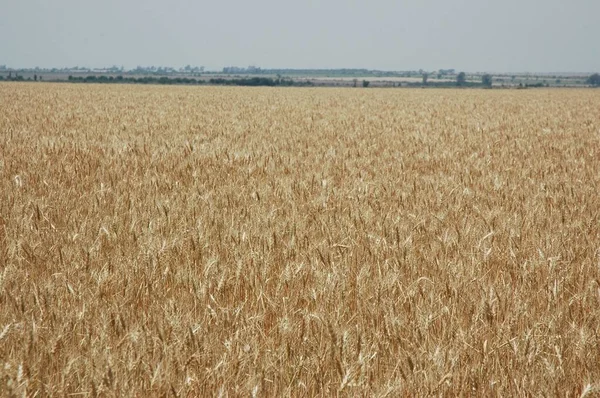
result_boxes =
[2,0,599,73]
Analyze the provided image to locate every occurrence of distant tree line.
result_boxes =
[64,75,313,87]
[0,72,26,81]
[3,70,599,88]
[67,75,202,85]
[208,77,312,86]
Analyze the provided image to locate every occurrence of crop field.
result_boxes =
[1,83,600,396]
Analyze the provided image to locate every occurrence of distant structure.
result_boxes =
[223,66,262,74]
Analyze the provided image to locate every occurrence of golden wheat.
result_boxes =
[1,82,600,396]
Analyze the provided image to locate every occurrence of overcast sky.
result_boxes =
[1,0,599,73]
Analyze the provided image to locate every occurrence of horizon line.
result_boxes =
[0,65,597,76]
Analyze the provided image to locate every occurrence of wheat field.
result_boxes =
[1,83,600,396]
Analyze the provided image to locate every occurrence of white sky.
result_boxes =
[1,0,599,73]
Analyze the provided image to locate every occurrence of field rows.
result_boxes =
[1,83,600,395]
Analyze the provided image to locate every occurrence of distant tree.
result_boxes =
[34,74,38,81]
[422,73,429,85]
[353,78,358,88]
[457,72,466,86]
[362,80,370,88]
[587,73,600,86]
[482,74,492,87]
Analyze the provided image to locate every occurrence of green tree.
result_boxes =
[362,80,370,88]
[422,73,429,85]
[587,73,600,86]
[482,74,492,87]
[457,72,466,86]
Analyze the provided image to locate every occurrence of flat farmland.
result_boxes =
[1,83,600,396]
